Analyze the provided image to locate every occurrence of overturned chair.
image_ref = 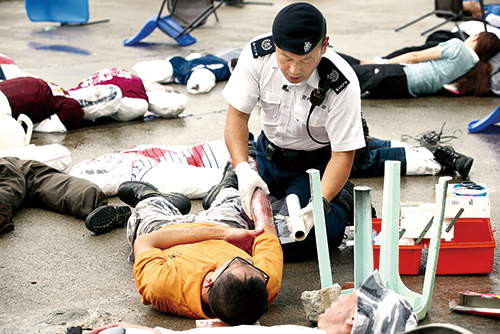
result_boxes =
[307,161,451,321]
[123,0,226,47]
[25,0,108,26]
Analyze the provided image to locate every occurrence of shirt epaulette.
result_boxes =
[317,57,350,94]
[251,35,276,58]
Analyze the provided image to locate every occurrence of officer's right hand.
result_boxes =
[234,161,269,219]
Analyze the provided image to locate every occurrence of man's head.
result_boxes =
[208,256,269,326]
[272,2,329,84]
[318,271,418,334]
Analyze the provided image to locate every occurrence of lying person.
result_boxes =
[340,31,500,98]
[352,138,474,179]
[0,76,84,130]
[0,156,116,234]
[89,270,418,334]
[85,178,283,326]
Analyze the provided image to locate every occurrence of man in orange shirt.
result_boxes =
[117,176,283,326]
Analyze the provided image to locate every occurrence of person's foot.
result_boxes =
[202,161,238,210]
[85,205,131,234]
[429,145,474,178]
[118,181,191,214]
[0,201,14,235]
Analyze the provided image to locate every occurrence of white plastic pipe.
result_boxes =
[287,194,313,241]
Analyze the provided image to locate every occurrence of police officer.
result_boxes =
[221,2,366,260]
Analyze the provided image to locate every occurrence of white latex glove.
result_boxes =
[296,202,315,233]
[234,161,269,219]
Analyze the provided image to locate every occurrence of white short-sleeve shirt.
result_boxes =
[222,33,365,152]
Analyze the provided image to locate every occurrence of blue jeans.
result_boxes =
[255,131,347,261]
[350,138,406,177]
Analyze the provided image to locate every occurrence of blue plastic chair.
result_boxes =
[123,0,225,47]
[468,104,500,133]
[25,0,108,25]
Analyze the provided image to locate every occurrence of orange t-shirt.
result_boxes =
[133,222,283,319]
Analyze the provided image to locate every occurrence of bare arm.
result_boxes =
[224,104,251,167]
[134,225,263,259]
[384,45,442,65]
[251,187,277,236]
[321,151,355,202]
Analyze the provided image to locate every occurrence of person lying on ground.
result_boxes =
[339,31,500,98]
[85,175,283,326]
[0,76,84,130]
[353,138,474,179]
[89,270,417,334]
[0,156,116,235]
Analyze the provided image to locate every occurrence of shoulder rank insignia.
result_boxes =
[251,35,276,58]
[317,57,350,95]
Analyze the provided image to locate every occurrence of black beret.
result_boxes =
[272,2,326,55]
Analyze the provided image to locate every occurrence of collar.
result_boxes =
[466,46,480,63]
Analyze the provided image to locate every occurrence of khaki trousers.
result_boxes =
[0,157,107,218]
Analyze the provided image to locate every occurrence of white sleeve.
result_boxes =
[221,40,261,114]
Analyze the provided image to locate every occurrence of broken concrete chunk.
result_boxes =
[301,284,341,323]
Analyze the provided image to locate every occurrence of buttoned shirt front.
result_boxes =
[222,34,365,152]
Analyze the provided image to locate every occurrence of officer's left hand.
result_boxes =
[235,161,269,219]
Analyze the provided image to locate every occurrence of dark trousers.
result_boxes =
[384,30,466,59]
[0,157,107,218]
[340,53,412,99]
[255,132,347,261]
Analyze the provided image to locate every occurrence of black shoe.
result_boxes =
[118,181,191,214]
[431,145,474,178]
[202,161,238,210]
[85,205,131,234]
[0,201,14,235]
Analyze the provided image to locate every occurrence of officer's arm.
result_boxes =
[224,104,251,167]
[321,150,355,202]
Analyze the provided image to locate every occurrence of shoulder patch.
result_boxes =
[317,57,350,94]
[251,35,275,58]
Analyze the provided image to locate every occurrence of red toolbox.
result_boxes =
[370,218,496,275]
[372,218,424,275]
[429,218,496,275]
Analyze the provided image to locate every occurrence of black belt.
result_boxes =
[264,138,331,172]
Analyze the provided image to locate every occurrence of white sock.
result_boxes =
[390,140,409,148]
[404,146,442,175]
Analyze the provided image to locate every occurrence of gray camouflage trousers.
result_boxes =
[126,188,251,261]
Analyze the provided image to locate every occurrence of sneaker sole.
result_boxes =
[85,206,131,234]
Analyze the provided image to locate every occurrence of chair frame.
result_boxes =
[309,161,450,320]
[157,0,226,39]
[395,0,487,40]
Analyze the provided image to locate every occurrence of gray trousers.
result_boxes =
[126,187,251,261]
[0,156,107,218]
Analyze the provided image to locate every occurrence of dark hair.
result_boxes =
[455,32,500,96]
[208,271,268,326]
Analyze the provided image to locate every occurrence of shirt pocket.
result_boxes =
[293,101,329,128]
[260,89,282,119]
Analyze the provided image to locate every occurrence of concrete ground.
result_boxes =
[1,0,500,332]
